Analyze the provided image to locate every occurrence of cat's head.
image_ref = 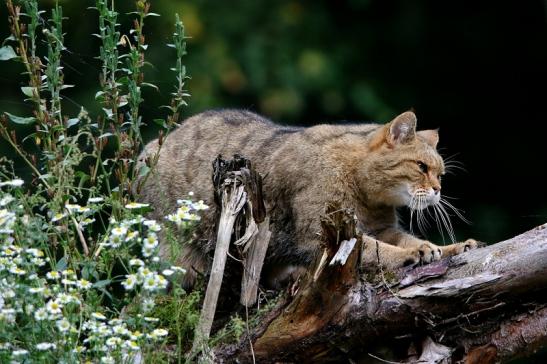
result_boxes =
[365,111,445,210]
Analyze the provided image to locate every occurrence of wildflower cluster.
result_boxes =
[166,194,209,228]
[0,179,205,362]
[0,0,198,361]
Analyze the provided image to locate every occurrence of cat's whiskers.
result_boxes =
[409,190,430,237]
[434,202,457,243]
[409,189,470,244]
[440,198,471,225]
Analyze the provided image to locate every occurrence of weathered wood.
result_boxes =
[192,176,246,354]
[214,222,547,363]
[192,154,270,354]
[240,217,271,306]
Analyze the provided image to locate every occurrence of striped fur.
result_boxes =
[137,109,478,288]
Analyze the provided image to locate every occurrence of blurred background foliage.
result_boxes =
[1,0,547,245]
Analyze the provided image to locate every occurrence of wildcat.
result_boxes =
[137,109,478,287]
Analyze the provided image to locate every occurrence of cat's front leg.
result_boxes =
[440,239,483,257]
[376,228,442,264]
[361,235,442,269]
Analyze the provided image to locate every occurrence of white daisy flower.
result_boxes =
[130,330,143,340]
[26,248,44,257]
[170,266,187,274]
[12,349,29,356]
[149,328,168,339]
[129,258,145,267]
[111,226,127,236]
[9,266,26,275]
[56,318,71,333]
[72,346,86,354]
[51,212,67,222]
[142,246,155,258]
[143,219,161,231]
[112,324,129,336]
[64,203,82,212]
[77,279,92,290]
[122,275,137,290]
[0,179,24,187]
[46,271,61,280]
[91,312,107,321]
[123,340,140,351]
[162,269,174,276]
[35,342,56,351]
[143,233,158,249]
[0,195,14,206]
[77,206,91,214]
[142,276,158,291]
[29,287,45,294]
[80,218,95,227]
[100,356,115,364]
[191,200,209,211]
[125,230,139,242]
[106,337,122,347]
[142,297,155,312]
[124,202,149,209]
[46,300,62,315]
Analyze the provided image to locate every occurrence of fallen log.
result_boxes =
[214,213,547,363]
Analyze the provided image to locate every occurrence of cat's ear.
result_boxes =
[386,111,416,146]
[417,129,439,148]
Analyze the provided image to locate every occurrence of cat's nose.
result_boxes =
[433,186,441,195]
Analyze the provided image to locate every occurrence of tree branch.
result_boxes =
[215,220,547,363]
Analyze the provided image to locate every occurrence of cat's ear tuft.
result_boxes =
[417,129,439,148]
[387,111,417,146]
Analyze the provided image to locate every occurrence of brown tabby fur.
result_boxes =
[138,109,478,288]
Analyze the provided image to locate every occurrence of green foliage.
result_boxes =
[0,1,204,362]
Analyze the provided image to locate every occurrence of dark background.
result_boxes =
[1,0,547,245]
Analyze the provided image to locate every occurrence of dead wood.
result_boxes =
[213,214,547,363]
[192,155,270,355]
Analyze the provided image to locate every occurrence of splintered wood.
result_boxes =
[192,154,270,356]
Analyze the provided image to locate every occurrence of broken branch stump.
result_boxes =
[191,155,269,355]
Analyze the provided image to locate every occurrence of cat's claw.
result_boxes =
[416,242,442,265]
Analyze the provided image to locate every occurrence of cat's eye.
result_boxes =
[417,161,428,173]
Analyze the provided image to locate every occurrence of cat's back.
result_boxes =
[156,109,300,161]
[138,109,301,215]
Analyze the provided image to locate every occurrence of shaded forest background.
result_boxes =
[1,0,547,246]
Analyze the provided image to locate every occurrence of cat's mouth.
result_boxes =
[408,188,440,211]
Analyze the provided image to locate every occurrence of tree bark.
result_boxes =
[214,216,547,363]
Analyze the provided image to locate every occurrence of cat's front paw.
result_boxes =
[415,242,442,265]
[441,238,485,257]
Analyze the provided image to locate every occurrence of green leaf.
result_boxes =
[55,256,68,271]
[145,12,161,17]
[2,35,15,46]
[141,82,158,91]
[153,118,167,128]
[138,164,150,178]
[75,171,90,189]
[21,87,37,97]
[0,45,17,61]
[66,118,79,128]
[4,112,37,125]
[93,279,111,288]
